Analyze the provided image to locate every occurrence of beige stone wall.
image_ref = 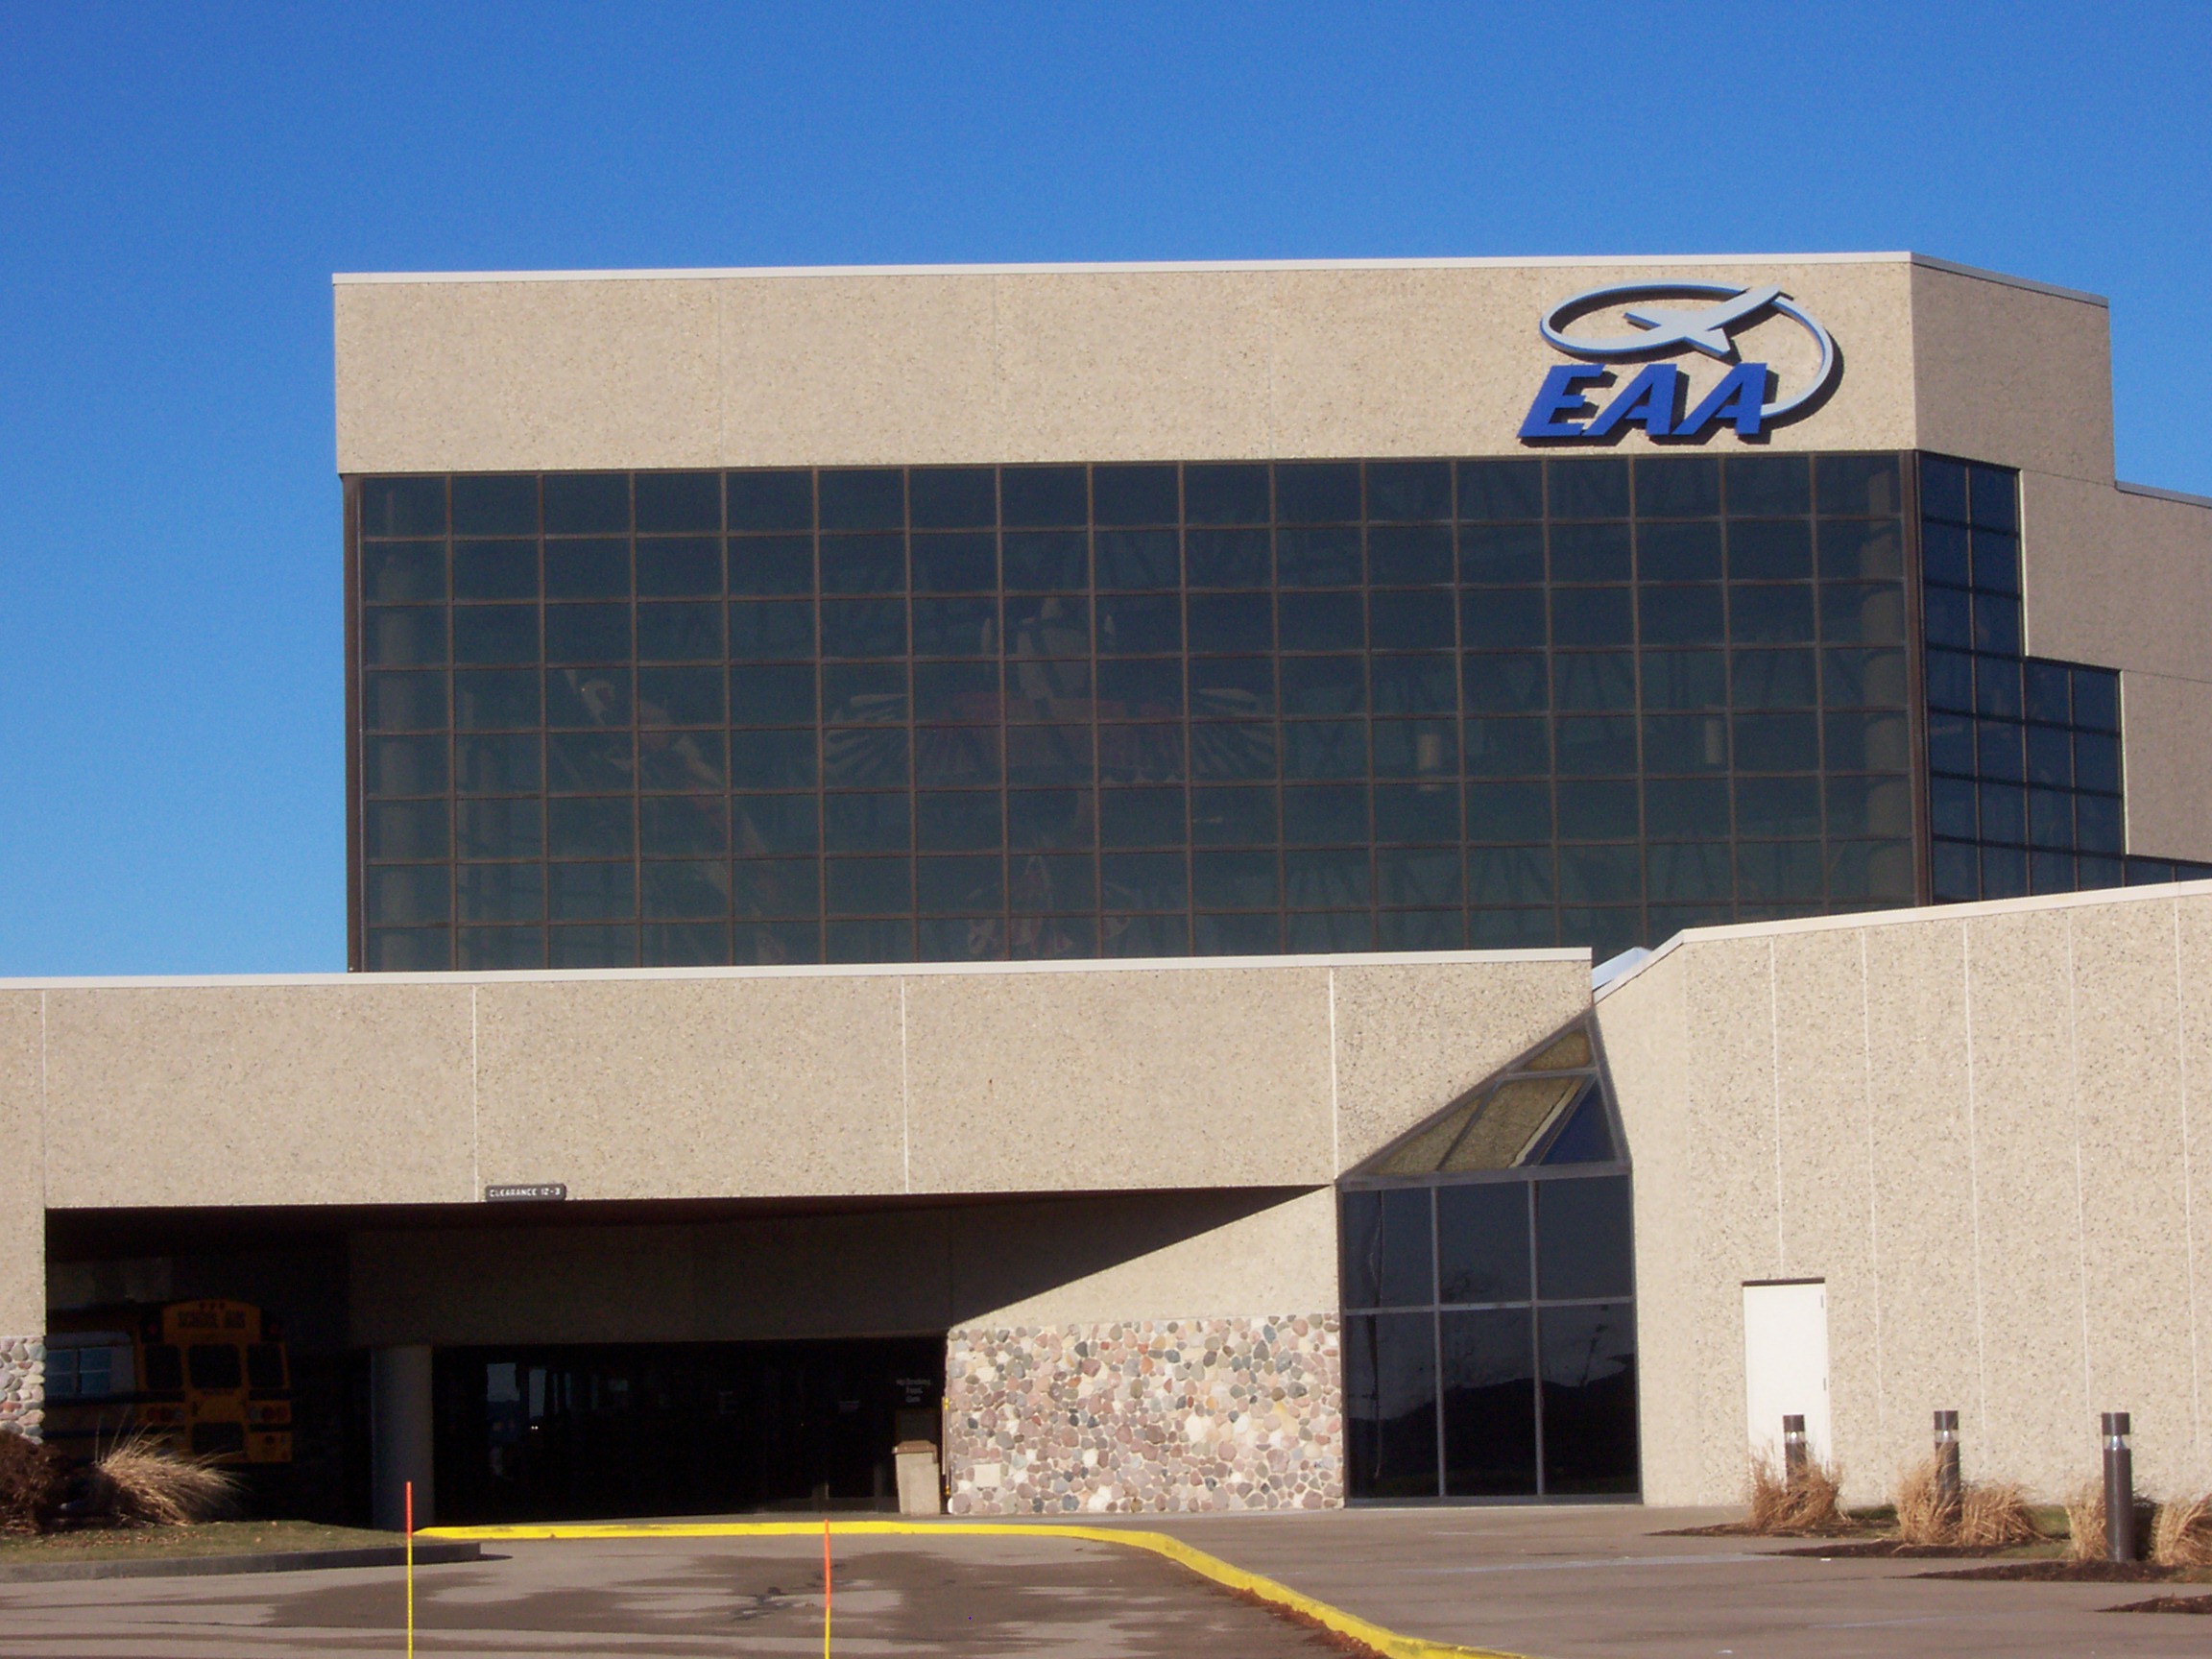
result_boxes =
[334,254,2104,474]
[1910,262,2113,485]
[12,952,1586,1214]
[1598,886,2212,1507]
[2018,477,2212,865]
[0,993,42,1339]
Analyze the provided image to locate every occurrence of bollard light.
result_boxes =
[2102,1411,2135,1562]
[1933,1409,1961,1510]
[1782,1413,1808,1482]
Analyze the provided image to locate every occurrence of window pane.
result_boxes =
[1344,1312,1440,1499]
[365,734,449,798]
[729,535,813,595]
[1727,520,1812,579]
[1442,1309,1539,1497]
[365,801,448,862]
[548,733,637,801]
[1438,1182,1529,1304]
[1637,519,1721,582]
[1537,1176,1632,1298]
[1191,785,1276,846]
[635,536,721,596]
[1538,1303,1639,1495]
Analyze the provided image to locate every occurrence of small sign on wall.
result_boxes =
[484,1183,567,1202]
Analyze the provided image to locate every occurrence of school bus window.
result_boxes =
[142,1343,183,1392]
[192,1423,247,1458]
[186,1343,242,1389]
[247,1343,286,1392]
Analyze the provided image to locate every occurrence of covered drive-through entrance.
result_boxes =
[433,1336,945,1522]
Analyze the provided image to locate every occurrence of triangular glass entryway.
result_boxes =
[1357,1019,1622,1176]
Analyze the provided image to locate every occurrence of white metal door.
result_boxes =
[1742,1280,1830,1471]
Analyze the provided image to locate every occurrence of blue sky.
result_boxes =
[1,4,2206,974]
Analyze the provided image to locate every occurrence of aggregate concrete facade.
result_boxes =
[1596,880,2212,1508]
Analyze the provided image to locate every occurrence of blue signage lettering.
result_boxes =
[1517,365,1614,440]
[1582,362,1683,439]
[1676,362,1770,438]
[1519,280,1839,445]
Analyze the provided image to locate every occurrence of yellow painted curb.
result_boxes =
[419,1518,1530,1659]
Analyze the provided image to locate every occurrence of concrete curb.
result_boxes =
[0,1539,484,1584]
[420,1518,1527,1659]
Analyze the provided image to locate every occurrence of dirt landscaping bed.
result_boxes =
[0,1520,405,1561]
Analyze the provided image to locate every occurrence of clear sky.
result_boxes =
[2,3,2207,975]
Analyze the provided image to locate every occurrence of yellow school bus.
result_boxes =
[44,1299,291,1465]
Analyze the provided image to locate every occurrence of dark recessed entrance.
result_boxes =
[433,1336,945,1523]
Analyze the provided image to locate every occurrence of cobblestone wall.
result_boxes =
[944,1315,1340,1514]
[0,1335,44,1441]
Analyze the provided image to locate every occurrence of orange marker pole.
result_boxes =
[405,1479,415,1659]
[822,1516,832,1658]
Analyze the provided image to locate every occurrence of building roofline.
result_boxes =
[330,252,2106,308]
[2118,479,2212,510]
[1594,878,2212,1001]
[0,945,1588,995]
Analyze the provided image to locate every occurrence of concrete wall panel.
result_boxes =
[1962,908,2090,1495]
[41,986,474,1210]
[715,275,1000,467]
[2017,474,2212,865]
[2120,672,2212,866]
[333,279,720,473]
[1861,918,1980,1489]
[1593,951,1700,1503]
[1769,930,1881,1491]
[992,272,1275,463]
[2021,471,2212,682]
[1911,264,2113,483]
[1676,937,1786,1502]
[2175,893,2212,1480]
[901,966,1334,1193]
[472,976,906,1202]
[0,994,43,1336]
[2069,900,2201,1496]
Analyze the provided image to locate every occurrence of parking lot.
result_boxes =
[3,1507,2207,1657]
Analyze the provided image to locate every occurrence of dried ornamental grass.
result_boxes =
[2065,1481,2106,1559]
[89,1435,239,1527]
[2153,1494,2212,1569]
[1889,1456,2039,1548]
[1743,1454,1847,1535]
[2065,1480,2156,1560]
[1958,1481,2041,1548]
[1892,1456,1961,1546]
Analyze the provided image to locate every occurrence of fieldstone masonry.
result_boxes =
[944,1314,1340,1513]
[0,1334,45,1441]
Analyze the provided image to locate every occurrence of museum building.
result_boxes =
[5,252,2212,1525]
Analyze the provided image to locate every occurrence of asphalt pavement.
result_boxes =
[4,1506,2207,1657]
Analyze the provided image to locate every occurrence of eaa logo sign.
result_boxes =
[1518,282,1839,444]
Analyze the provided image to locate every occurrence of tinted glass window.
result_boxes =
[356,457,1919,970]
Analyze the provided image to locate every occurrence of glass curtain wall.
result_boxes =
[1918,456,2212,900]
[351,456,1917,972]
